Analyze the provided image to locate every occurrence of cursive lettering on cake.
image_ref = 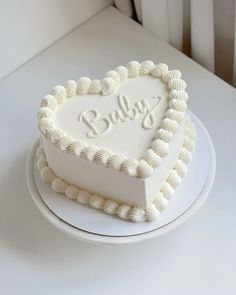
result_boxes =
[79,94,162,138]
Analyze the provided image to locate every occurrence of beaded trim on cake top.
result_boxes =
[36,115,194,223]
[38,61,188,179]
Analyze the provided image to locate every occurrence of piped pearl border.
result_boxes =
[36,115,194,223]
[38,61,188,179]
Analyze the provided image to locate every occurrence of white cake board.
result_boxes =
[26,111,215,245]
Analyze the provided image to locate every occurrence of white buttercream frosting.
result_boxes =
[179,147,192,164]
[117,204,131,219]
[153,193,168,211]
[77,77,91,95]
[65,80,77,97]
[142,149,162,168]
[154,128,173,143]
[158,63,169,75]
[169,99,187,112]
[120,159,139,176]
[160,118,178,133]
[55,136,74,152]
[52,178,68,193]
[146,204,160,221]
[103,200,119,214]
[102,77,116,95]
[46,128,66,143]
[151,63,168,77]
[38,118,55,133]
[140,60,155,75]
[129,207,146,223]
[89,194,105,209]
[37,157,48,170]
[167,170,182,188]
[40,95,57,111]
[76,189,90,204]
[40,167,55,184]
[168,79,187,91]
[161,182,175,199]
[80,146,98,162]
[36,145,45,158]
[38,107,55,120]
[163,70,182,82]
[115,66,128,81]
[174,159,187,177]
[68,141,88,156]
[51,86,66,104]
[94,148,113,165]
[106,70,120,82]
[150,66,162,77]
[65,185,79,200]
[137,160,154,178]
[184,136,194,151]
[165,109,184,123]
[88,79,102,94]
[107,154,126,171]
[151,139,169,157]
[169,90,189,101]
[127,61,140,77]
[186,126,195,140]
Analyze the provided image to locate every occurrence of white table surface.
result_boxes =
[0,6,235,295]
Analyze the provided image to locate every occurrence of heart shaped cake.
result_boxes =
[36,61,195,222]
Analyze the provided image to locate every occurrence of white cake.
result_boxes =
[36,61,195,222]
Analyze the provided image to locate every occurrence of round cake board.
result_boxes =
[26,111,215,245]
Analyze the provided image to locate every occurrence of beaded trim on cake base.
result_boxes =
[36,117,194,223]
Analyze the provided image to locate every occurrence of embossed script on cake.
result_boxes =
[78,94,162,138]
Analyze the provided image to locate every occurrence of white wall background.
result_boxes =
[0,0,112,80]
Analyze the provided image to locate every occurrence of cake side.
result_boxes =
[42,137,147,207]
[42,118,186,208]
[36,115,194,222]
